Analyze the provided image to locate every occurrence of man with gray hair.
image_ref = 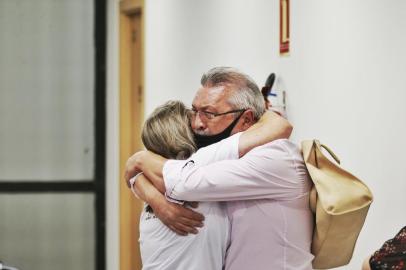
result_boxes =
[191,67,268,149]
[126,67,314,269]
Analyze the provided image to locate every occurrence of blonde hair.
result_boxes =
[141,100,197,159]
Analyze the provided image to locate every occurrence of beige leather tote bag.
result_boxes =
[302,140,373,269]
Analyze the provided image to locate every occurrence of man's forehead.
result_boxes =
[192,85,232,110]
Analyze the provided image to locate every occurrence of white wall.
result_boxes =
[280,1,406,269]
[144,0,282,115]
[141,0,406,269]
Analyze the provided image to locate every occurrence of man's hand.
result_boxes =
[132,172,205,235]
[151,198,205,236]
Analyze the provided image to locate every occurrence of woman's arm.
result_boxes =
[126,150,167,193]
[238,111,292,157]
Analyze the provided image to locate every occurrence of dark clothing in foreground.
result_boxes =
[370,226,406,270]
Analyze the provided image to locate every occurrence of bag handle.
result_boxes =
[314,140,341,165]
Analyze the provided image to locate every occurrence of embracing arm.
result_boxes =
[125,111,292,190]
[126,151,166,193]
[238,111,292,157]
[130,173,204,235]
[165,141,304,202]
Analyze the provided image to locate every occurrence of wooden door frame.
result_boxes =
[119,0,145,269]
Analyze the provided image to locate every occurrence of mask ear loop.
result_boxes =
[228,109,247,130]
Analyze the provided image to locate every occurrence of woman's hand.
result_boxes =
[125,150,146,188]
[125,150,167,193]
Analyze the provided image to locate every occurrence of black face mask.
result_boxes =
[193,111,245,149]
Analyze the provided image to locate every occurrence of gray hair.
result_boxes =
[201,67,266,120]
[141,100,197,160]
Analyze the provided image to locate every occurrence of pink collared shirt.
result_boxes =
[164,136,314,270]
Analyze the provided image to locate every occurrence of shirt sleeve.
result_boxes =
[165,139,308,202]
[130,172,144,199]
[163,132,241,201]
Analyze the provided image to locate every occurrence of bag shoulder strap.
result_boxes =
[314,140,341,165]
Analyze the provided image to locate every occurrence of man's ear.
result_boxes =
[241,110,255,129]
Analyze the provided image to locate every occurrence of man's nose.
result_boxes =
[192,113,206,131]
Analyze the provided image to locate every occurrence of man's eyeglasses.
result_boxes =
[188,108,246,121]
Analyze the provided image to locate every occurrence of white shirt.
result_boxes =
[137,133,242,270]
[164,138,314,270]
